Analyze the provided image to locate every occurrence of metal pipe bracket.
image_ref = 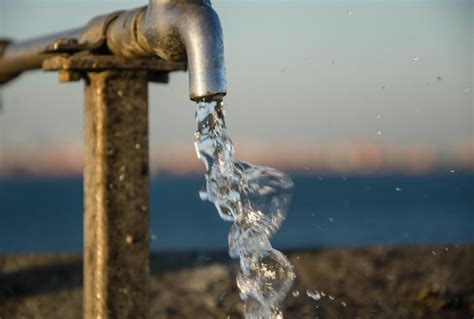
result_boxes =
[42,54,186,83]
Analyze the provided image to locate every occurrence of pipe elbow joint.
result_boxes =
[141,0,227,101]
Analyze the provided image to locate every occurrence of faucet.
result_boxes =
[0,2,227,317]
[0,0,227,101]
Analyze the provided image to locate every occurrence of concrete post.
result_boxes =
[83,71,149,319]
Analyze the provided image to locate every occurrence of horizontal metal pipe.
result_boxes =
[0,28,83,83]
[0,0,228,100]
[3,28,83,59]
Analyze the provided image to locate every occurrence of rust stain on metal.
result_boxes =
[43,54,186,72]
[44,54,186,84]
[58,70,82,82]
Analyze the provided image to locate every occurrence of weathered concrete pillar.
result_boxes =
[83,71,149,319]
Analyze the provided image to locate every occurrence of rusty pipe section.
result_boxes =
[0,28,84,84]
[0,10,120,85]
[0,0,227,100]
[99,0,227,100]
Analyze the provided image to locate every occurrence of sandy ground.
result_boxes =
[1,245,473,318]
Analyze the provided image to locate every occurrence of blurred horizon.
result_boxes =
[0,140,473,177]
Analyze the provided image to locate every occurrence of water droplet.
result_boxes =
[445,247,449,252]
[328,295,335,301]
[329,217,334,223]
[347,10,352,15]
[135,143,141,150]
[125,235,133,245]
[450,169,455,174]
[305,166,309,171]
[413,56,418,61]
[292,290,300,297]
[332,60,336,65]
[464,87,470,93]
[341,301,347,307]
[436,76,442,81]
[306,290,321,301]
[377,130,382,135]
[150,233,157,240]
[432,250,436,256]
[376,114,381,119]
[395,187,402,192]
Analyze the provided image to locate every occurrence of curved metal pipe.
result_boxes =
[107,0,227,100]
[145,0,227,100]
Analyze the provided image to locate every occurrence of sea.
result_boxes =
[0,173,472,253]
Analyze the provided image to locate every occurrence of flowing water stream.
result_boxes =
[193,99,295,318]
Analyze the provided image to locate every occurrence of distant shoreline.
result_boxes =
[1,166,473,179]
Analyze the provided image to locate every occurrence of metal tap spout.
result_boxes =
[147,0,227,101]
[104,0,228,100]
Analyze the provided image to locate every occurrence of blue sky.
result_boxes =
[0,0,472,169]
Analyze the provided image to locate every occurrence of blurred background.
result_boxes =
[0,0,472,253]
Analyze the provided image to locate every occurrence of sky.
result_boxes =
[0,0,472,174]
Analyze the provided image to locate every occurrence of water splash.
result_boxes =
[194,100,295,318]
[306,290,322,301]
